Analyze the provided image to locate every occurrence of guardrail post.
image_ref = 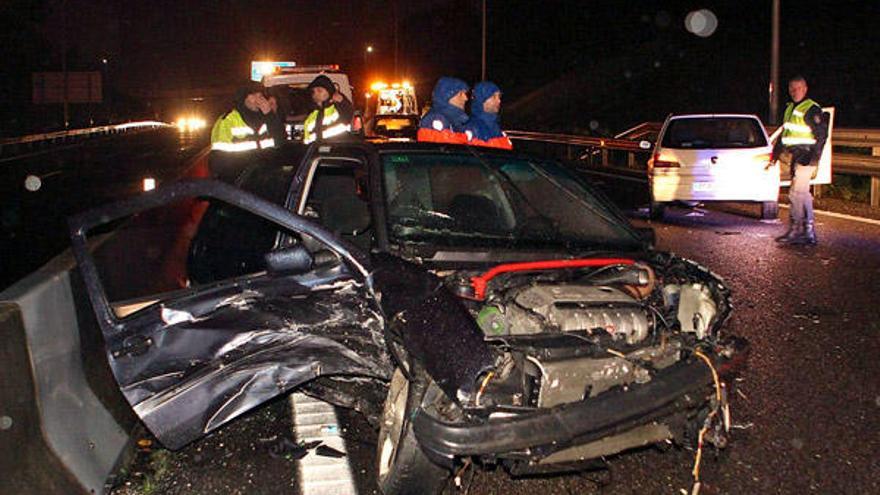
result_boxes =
[627,151,635,168]
[873,147,880,207]
[601,149,608,167]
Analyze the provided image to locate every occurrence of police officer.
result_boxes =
[417,77,469,144]
[209,82,276,182]
[773,75,827,245]
[303,75,353,144]
[464,81,513,150]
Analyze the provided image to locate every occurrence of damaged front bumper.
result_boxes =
[412,337,748,466]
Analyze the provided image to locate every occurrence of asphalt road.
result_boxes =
[111,203,880,495]
[0,129,207,289]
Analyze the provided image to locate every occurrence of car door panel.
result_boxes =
[68,180,387,449]
[123,277,388,449]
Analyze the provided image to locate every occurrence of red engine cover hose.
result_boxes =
[470,258,636,300]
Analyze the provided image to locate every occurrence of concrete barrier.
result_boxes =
[0,249,135,495]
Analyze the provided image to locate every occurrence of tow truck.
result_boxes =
[366,81,420,141]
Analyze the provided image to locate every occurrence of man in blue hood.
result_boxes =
[418,77,469,144]
[465,81,512,150]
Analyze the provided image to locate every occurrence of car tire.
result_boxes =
[376,368,450,495]
[761,201,779,220]
[649,201,666,221]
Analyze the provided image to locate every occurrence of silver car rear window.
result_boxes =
[661,117,767,149]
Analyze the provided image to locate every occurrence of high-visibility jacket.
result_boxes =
[210,109,274,152]
[303,104,351,144]
[781,98,820,146]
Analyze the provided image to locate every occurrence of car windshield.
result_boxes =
[381,152,642,251]
[661,117,767,149]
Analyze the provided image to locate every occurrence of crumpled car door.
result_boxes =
[68,180,389,449]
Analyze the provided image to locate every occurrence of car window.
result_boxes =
[661,117,767,149]
[381,152,641,251]
[299,158,373,251]
[86,196,317,318]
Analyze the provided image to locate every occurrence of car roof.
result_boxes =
[262,72,353,100]
[667,113,763,121]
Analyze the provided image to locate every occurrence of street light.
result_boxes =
[364,45,374,71]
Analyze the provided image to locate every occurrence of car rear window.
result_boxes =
[661,117,767,149]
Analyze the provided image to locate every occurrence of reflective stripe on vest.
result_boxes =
[303,105,349,144]
[211,109,275,152]
[781,99,818,146]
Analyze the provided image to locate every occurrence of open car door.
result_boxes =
[68,180,390,449]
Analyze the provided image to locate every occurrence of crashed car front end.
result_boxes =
[378,251,748,473]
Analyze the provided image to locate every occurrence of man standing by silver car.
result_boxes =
[773,75,828,246]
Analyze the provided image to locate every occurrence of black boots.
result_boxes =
[775,220,800,243]
[789,221,818,246]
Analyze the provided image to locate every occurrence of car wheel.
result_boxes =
[761,201,779,220]
[649,201,666,221]
[376,368,450,495]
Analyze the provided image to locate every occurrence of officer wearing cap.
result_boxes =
[303,75,354,144]
[209,81,277,181]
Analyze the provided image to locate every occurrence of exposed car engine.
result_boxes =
[444,256,729,412]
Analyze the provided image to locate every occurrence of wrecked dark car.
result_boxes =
[69,141,748,494]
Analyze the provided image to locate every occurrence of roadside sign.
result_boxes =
[32,72,102,104]
[251,61,296,82]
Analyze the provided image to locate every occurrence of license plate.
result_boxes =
[692,182,713,192]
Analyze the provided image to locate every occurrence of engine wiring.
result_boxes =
[690,349,724,495]
[475,371,496,407]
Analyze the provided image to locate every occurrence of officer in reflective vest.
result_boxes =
[209,82,276,182]
[303,75,353,144]
[772,75,828,246]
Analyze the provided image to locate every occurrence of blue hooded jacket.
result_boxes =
[419,77,469,134]
[465,81,503,141]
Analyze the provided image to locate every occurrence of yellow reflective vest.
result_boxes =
[303,104,351,144]
[781,98,819,146]
[210,109,274,152]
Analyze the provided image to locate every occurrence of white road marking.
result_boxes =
[778,203,880,226]
[290,392,358,495]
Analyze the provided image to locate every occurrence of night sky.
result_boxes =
[3,0,878,134]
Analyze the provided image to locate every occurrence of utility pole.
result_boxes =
[481,0,487,80]
[62,0,69,128]
[769,0,780,124]
[393,0,399,78]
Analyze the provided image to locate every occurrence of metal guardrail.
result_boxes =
[0,121,170,156]
[509,124,880,207]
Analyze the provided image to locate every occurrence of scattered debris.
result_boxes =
[267,438,319,460]
[714,231,741,236]
[315,444,346,458]
[730,422,754,430]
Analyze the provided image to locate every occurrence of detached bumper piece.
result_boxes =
[413,340,748,464]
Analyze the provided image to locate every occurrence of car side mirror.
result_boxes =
[264,245,314,276]
[635,227,656,249]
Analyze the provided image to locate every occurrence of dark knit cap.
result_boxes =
[307,75,336,96]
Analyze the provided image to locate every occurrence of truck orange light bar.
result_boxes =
[470,258,636,300]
